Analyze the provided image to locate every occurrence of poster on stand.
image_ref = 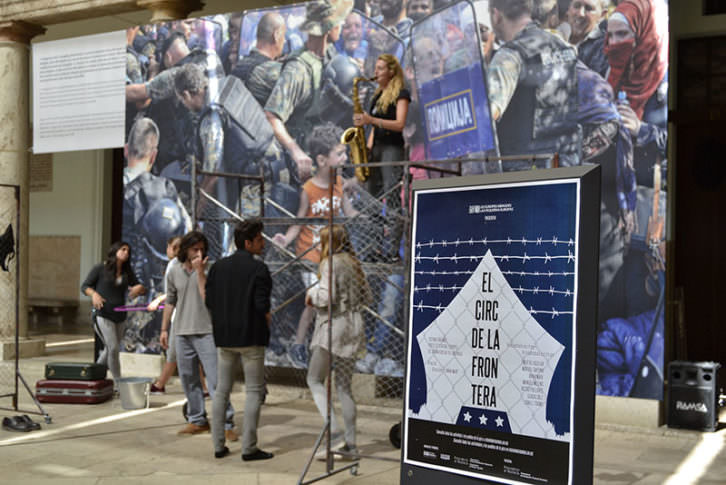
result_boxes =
[402,166,600,485]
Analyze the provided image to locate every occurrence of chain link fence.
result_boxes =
[0,184,19,406]
[194,165,416,407]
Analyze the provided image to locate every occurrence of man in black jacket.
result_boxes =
[205,218,274,461]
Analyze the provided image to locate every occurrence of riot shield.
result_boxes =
[411,0,499,172]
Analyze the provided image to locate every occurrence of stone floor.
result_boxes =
[0,319,724,484]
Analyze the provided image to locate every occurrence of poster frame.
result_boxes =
[400,165,600,485]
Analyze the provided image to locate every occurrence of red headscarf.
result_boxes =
[605,0,668,119]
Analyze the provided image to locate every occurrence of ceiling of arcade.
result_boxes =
[0,0,291,31]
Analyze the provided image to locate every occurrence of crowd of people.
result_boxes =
[117,0,669,408]
[86,220,369,461]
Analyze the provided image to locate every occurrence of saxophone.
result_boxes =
[342,76,375,182]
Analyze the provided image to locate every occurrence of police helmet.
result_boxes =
[323,54,362,98]
[139,198,185,255]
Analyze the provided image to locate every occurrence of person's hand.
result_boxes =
[272,233,288,247]
[618,104,642,136]
[305,294,313,307]
[147,300,159,312]
[91,292,105,310]
[191,254,208,273]
[292,147,313,180]
[160,330,169,350]
[353,111,371,127]
[342,177,360,193]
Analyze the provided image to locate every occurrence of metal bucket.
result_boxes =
[118,377,152,410]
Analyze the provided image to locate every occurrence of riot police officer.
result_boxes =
[264,0,353,181]
[174,63,298,256]
[488,0,581,168]
[231,11,287,107]
[122,117,192,296]
[125,31,226,178]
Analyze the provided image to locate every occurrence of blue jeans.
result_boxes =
[176,333,234,428]
[367,273,404,358]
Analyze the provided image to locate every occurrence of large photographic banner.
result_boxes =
[32,0,670,390]
[117,4,404,356]
[403,167,600,485]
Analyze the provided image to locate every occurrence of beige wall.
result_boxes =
[29,149,112,299]
[670,2,726,37]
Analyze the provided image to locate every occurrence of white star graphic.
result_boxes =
[479,414,487,425]
[463,411,472,422]
[495,416,504,427]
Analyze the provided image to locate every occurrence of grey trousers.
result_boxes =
[212,346,265,455]
[95,316,124,381]
[306,348,356,447]
[176,333,234,428]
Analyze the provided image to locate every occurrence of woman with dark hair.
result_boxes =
[81,241,145,382]
[353,53,410,260]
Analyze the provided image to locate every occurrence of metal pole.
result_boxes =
[191,155,198,227]
[325,165,335,472]
[14,185,19,409]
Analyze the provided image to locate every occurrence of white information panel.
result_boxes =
[32,30,126,154]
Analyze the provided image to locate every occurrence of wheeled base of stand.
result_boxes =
[0,372,52,424]
[297,421,360,485]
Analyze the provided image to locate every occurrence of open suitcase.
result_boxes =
[36,378,113,404]
[44,362,107,381]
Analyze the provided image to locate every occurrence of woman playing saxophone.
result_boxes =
[352,53,409,261]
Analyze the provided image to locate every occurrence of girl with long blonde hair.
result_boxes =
[352,53,410,260]
[305,224,371,459]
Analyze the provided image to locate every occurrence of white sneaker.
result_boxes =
[314,433,345,460]
[355,353,380,373]
[333,444,360,461]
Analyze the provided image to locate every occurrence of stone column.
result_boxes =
[136,0,204,22]
[0,21,46,360]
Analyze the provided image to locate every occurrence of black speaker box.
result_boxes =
[667,361,721,432]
